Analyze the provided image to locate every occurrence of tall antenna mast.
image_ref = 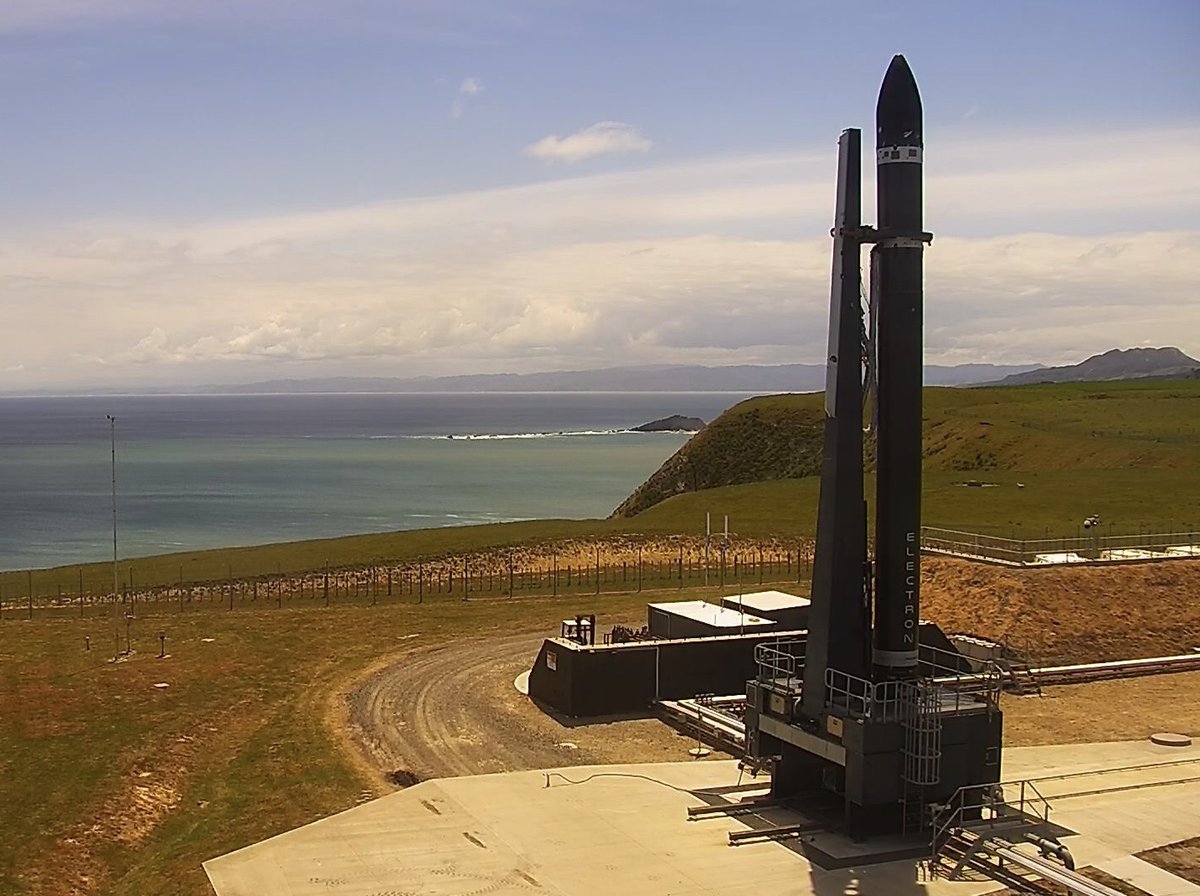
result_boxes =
[108,415,120,658]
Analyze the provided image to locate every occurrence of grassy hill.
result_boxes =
[613,379,1200,524]
[611,394,827,517]
[990,346,1198,386]
[2,380,1196,598]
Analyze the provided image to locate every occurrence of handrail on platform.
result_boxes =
[930,778,1052,868]
[755,638,806,682]
[921,525,1200,566]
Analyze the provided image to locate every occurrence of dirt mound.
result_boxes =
[922,556,1200,664]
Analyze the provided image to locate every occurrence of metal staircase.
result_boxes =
[926,780,1125,895]
[931,828,1057,893]
[1003,659,1044,696]
[931,831,1127,895]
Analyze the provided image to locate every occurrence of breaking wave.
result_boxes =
[401,428,698,440]
[306,429,697,440]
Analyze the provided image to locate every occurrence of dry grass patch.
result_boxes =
[1001,671,1200,746]
[923,557,1200,664]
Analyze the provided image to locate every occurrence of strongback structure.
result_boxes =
[745,55,1003,840]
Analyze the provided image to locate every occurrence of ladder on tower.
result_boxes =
[901,682,943,834]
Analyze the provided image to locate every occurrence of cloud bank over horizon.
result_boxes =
[2,123,1197,391]
[1,0,1197,392]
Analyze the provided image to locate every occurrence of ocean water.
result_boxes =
[0,392,753,571]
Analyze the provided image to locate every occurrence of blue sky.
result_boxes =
[1,0,1197,389]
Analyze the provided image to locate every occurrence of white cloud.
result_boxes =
[523,122,652,164]
[2,125,1198,389]
[451,76,482,119]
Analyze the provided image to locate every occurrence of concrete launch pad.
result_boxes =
[205,739,1200,896]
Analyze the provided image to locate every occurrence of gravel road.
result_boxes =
[345,630,719,785]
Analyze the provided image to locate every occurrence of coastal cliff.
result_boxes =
[611,395,825,518]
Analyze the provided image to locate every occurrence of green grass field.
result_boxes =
[0,586,742,895]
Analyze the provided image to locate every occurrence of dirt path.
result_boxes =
[347,632,571,781]
[344,629,716,785]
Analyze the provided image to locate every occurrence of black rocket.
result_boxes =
[748,54,1002,840]
[802,54,929,710]
[872,54,926,679]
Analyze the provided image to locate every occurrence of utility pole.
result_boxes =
[720,515,729,589]
[704,512,710,587]
[107,415,120,658]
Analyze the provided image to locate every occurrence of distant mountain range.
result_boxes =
[197,362,1042,395]
[8,349,1195,397]
[201,348,1196,394]
[984,347,1198,386]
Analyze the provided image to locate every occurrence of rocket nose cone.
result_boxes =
[876,54,922,148]
[885,54,915,83]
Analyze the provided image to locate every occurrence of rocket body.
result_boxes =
[872,55,925,676]
[751,54,1003,840]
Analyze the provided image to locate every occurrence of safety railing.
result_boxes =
[922,526,1200,567]
[759,642,1001,719]
[824,668,908,721]
[921,642,1004,711]
[931,778,1052,865]
[755,638,806,683]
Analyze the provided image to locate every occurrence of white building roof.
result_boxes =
[722,590,811,613]
[648,600,773,628]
